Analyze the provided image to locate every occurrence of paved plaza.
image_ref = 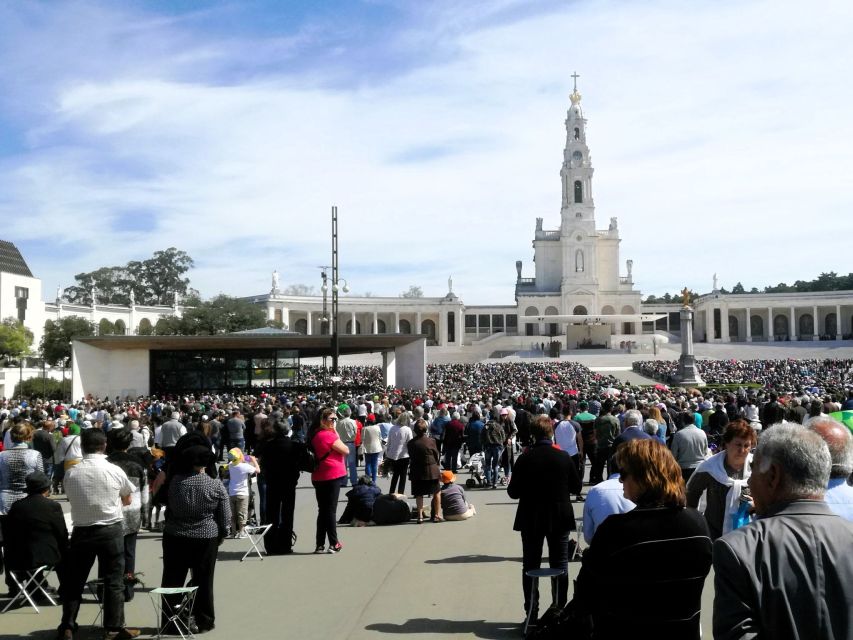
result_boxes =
[1,464,717,640]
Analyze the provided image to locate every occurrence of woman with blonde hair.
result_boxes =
[569,439,712,639]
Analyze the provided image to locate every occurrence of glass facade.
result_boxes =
[151,349,299,394]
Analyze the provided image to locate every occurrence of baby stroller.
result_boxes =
[466,452,486,488]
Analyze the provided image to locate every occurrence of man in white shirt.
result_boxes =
[159,412,186,451]
[59,429,138,640]
[582,459,635,544]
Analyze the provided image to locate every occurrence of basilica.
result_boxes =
[2,83,852,393]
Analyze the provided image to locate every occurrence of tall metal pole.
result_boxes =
[331,205,339,375]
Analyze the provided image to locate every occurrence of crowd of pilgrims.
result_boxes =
[0,358,851,638]
[634,357,853,389]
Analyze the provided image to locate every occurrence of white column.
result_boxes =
[836,304,842,340]
[721,305,730,342]
[767,307,773,341]
[416,312,422,335]
[666,312,670,333]
[350,311,356,334]
[813,305,819,340]
[457,309,464,344]
[394,311,400,333]
[745,307,752,342]
[438,311,447,346]
[790,306,797,340]
[267,305,276,321]
[281,308,290,330]
[307,312,313,335]
[373,311,378,334]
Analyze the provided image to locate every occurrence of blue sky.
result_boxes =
[1,0,852,305]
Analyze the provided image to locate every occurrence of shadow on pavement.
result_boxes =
[424,554,522,564]
[365,618,519,638]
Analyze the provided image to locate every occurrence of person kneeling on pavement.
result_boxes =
[439,470,477,521]
[338,475,382,526]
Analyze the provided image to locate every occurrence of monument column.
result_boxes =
[790,306,797,340]
[836,304,842,340]
[674,289,704,386]
[813,305,819,340]
[745,307,752,342]
[438,310,447,346]
[373,311,378,335]
[416,312,422,334]
[281,308,290,330]
[457,309,464,345]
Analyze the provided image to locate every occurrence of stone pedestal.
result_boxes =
[674,307,705,387]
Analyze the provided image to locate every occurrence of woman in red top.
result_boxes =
[308,408,349,554]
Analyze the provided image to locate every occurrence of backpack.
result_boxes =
[483,420,505,446]
[296,440,330,473]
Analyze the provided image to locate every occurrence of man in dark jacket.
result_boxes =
[507,415,582,623]
[255,420,301,555]
[5,471,68,574]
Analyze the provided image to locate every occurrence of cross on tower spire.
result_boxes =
[571,71,580,92]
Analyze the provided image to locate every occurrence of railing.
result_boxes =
[619,276,633,284]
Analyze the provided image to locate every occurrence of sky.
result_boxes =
[1,0,851,306]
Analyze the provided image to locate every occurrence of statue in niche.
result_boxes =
[575,249,584,272]
[609,217,617,231]
[272,270,279,292]
[626,259,633,280]
[536,217,543,231]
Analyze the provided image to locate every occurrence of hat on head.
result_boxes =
[440,470,455,484]
[26,471,51,494]
[499,408,509,416]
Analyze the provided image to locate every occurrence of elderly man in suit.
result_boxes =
[507,414,582,624]
[713,424,853,639]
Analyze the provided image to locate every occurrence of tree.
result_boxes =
[63,248,195,306]
[137,318,154,335]
[0,317,33,362]
[41,316,96,365]
[282,284,316,296]
[14,376,71,401]
[98,318,116,335]
[731,282,745,294]
[400,285,424,298]
[158,295,266,335]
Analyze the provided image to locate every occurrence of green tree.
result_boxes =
[400,285,424,298]
[14,376,71,401]
[731,282,745,294]
[98,318,116,335]
[63,248,195,306]
[41,316,96,365]
[137,318,154,335]
[0,317,34,362]
[178,295,266,334]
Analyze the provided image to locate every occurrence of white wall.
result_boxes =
[394,339,427,390]
[72,342,149,400]
[0,272,46,347]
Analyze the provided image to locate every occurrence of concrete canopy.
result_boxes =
[71,332,427,399]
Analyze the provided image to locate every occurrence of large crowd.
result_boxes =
[0,358,851,639]
[634,357,853,390]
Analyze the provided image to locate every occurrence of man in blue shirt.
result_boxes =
[808,417,853,521]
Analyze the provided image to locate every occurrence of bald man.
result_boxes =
[808,416,853,521]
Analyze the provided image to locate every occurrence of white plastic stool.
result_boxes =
[150,586,198,639]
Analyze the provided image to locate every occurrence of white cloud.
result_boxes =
[1,0,852,306]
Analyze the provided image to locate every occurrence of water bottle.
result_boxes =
[732,493,752,530]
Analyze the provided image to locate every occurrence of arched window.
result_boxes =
[573,305,587,315]
[524,306,539,336]
[346,320,361,334]
[773,314,789,338]
[574,127,580,140]
[544,306,559,337]
[98,318,115,335]
[574,180,583,203]
[575,249,584,272]
[137,318,153,336]
[114,319,126,335]
[294,319,307,335]
[601,305,615,315]
[799,314,814,337]
[399,319,411,334]
[377,319,386,334]
[750,315,764,337]
[572,150,583,164]
[421,319,437,345]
